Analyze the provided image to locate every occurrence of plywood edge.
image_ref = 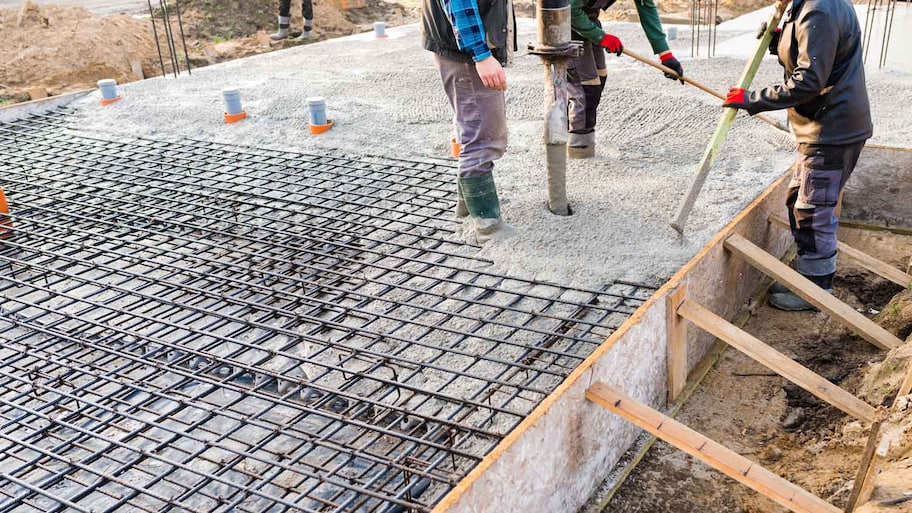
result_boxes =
[433,171,793,512]
[0,89,92,123]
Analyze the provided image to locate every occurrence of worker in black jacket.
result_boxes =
[724,0,872,311]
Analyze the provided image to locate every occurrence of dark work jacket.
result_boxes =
[421,0,516,65]
[745,0,873,145]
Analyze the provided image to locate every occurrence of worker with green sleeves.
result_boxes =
[567,0,684,158]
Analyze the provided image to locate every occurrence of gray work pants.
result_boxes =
[434,54,508,178]
[279,0,313,22]
[786,141,866,275]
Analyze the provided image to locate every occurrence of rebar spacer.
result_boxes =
[310,120,334,135]
[224,111,248,124]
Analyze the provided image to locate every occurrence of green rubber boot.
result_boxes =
[458,173,503,243]
[455,181,469,218]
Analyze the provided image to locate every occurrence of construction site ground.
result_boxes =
[1,3,910,513]
[0,0,849,107]
[571,146,912,513]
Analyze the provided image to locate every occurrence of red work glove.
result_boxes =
[659,52,684,83]
[757,22,783,55]
[722,87,751,110]
[600,33,624,56]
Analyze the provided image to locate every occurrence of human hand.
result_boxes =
[475,56,507,91]
[659,52,684,83]
[722,87,750,110]
[599,33,624,56]
[756,21,782,55]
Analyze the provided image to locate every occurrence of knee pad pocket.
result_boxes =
[800,156,842,207]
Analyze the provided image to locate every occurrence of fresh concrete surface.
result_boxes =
[65,17,912,288]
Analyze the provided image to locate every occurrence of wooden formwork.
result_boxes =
[437,145,912,513]
[435,171,797,513]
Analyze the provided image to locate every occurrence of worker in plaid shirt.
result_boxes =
[421,0,516,243]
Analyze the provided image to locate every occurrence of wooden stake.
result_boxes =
[677,299,876,423]
[724,234,902,350]
[586,382,841,513]
[669,1,788,234]
[845,363,912,511]
[666,285,688,403]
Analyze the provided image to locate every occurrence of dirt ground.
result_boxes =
[0,0,413,105]
[606,257,912,512]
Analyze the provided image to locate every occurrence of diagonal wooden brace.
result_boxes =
[724,234,902,350]
[586,382,841,513]
[677,299,876,423]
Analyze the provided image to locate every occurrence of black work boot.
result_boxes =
[769,255,836,311]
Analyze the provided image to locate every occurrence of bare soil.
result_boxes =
[0,2,159,102]
[0,0,414,105]
[607,258,912,513]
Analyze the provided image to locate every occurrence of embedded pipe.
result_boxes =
[222,87,247,123]
[530,0,578,216]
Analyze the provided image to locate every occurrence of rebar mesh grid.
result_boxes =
[0,111,656,513]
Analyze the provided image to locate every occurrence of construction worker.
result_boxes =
[270,0,314,40]
[567,0,684,157]
[421,0,516,242]
[723,0,872,311]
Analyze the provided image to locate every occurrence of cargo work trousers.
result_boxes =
[786,141,866,274]
[279,0,313,22]
[567,20,608,134]
[434,54,508,179]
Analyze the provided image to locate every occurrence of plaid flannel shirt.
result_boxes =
[442,0,492,62]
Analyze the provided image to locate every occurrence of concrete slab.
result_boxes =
[62,19,808,290]
[3,15,908,513]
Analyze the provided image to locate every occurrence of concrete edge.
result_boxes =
[0,89,93,123]
[433,170,795,513]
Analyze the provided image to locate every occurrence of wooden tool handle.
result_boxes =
[670,2,787,234]
[621,48,788,133]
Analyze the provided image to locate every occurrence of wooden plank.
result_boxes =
[666,285,688,403]
[770,215,912,287]
[677,299,876,423]
[837,241,912,288]
[724,234,902,350]
[586,382,841,513]
[844,419,883,512]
